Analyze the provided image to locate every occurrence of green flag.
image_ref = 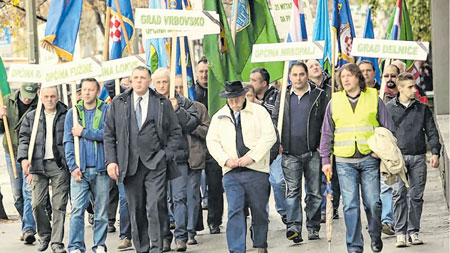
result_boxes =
[0,56,11,97]
[384,0,414,70]
[204,0,241,116]
[232,0,284,82]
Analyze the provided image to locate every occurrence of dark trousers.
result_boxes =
[123,160,168,253]
[31,160,70,245]
[108,179,119,226]
[205,159,223,226]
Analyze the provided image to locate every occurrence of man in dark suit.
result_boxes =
[104,66,182,253]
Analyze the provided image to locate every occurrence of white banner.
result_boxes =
[135,9,220,35]
[351,38,429,61]
[251,41,325,63]
[97,54,146,82]
[42,57,102,87]
[7,64,44,83]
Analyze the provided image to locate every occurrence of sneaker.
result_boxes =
[107,224,116,233]
[51,243,67,253]
[286,230,303,243]
[175,240,187,251]
[409,232,423,245]
[307,229,319,240]
[88,213,94,225]
[209,224,220,234]
[117,238,132,249]
[23,230,36,244]
[96,245,106,253]
[395,234,407,248]
[382,222,395,235]
[38,240,50,251]
[187,235,197,245]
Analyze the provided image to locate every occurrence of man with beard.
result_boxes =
[382,64,400,103]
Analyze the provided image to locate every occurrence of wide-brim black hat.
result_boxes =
[219,81,249,98]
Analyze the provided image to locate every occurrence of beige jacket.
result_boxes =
[206,100,277,175]
[368,127,409,187]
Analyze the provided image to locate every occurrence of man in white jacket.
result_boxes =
[206,81,276,253]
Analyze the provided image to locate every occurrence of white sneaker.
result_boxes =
[395,234,407,247]
[95,245,107,253]
[409,232,424,245]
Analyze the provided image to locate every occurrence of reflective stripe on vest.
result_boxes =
[331,87,379,157]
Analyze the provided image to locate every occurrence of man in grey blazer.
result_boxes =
[104,66,182,253]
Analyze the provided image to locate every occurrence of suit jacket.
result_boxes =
[104,88,182,184]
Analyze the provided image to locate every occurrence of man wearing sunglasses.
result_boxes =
[382,64,401,103]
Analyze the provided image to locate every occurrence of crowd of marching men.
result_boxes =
[0,56,441,253]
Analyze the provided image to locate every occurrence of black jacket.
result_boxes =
[17,102,68,174]
[272,83,328,154]
[309,71,334,102]
[386,97,441,156]
[261,86,279,116]
[174,93,200,162]
[104,88,182,183]
[194,81,208,109]
[104,80,127,99]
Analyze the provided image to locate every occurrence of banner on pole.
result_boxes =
[42,57,102,87]
[251,41,325,63]
[351,38,429,61]
[97,54,146,81]
[7,64,44,83]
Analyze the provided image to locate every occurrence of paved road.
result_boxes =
[0,137,448,252]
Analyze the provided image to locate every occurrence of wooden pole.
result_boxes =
[169,32,178,99]
[379,59,392,100]
[27,97,42,161]
[115,79,120,97]
[179,37,189,97]
[103,6,111,62]
[231,0,239,44]
[61,83,69,106]
[276,61,290,137]
[71,82,81,167]
[0,91,18,179]
[113,0,133,56]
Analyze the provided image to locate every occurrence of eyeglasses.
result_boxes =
[383,74,397,78]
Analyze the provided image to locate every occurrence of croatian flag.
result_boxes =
[391,0,402,40]
[286,0,308,42]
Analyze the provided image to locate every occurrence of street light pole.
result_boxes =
[25,0,39,64]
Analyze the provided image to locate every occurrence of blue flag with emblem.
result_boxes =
[41,0,82,62]
[331,0,356,67]
[107,0,134,60]
[312,0,332,73]
[145,0,169,73]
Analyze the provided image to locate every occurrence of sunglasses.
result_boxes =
[383,74,397,78]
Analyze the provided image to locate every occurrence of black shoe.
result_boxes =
[371,239,383,253]
[38,240,50,252]
[320,213,326,223]
[281,215,288,225]
[209,224,220,234]
[307,229,319,240]
[23,230,36,244]
[107,223,116,233]
[51,243,66,253]
[333,209,339,219]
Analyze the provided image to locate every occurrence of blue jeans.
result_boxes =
[223,168,270,253]
[187,169,202,237]
[68,168,110,252]
[282,152,322,233]
[268,154,286,217]
[5,153,35,233]
[119,184,131,240]
[165,162,189,242]
[336,157,382,253]
[380,175,394,224]
[201,170,207,206]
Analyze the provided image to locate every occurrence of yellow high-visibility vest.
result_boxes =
[332,87,379,157]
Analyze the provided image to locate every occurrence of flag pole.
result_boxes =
[231,0,238,44]
[188,40,197,83]
[113,0,133,56]
[379,59,392,100]
[0,90,18,179]
[331,28,337,96]
[61,83,69,106]
[27,95,42,164]
[71,81,81,167]
[169,31,178,99]
[103,6,111,62]
[276,61,290,137]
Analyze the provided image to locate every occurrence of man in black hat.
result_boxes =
[206,81,276,253]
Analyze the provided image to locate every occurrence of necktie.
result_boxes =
[136,97,142,129]
[234,111,240,126]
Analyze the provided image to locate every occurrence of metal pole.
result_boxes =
[25,0,39,64]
